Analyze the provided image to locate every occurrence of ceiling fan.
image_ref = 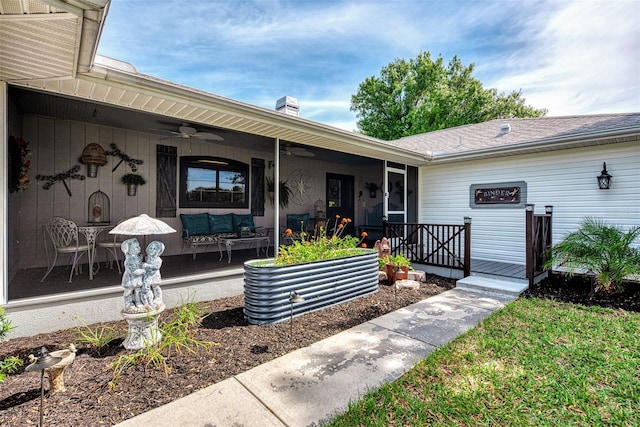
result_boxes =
[153,124,224,141]
[280,143,314,158]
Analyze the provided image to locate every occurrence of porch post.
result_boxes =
[525,204,535,287]
[273,138,280,250]
[0,81,7,304]
[463,217,471,277]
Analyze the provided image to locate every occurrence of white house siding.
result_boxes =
[418,141,640,265]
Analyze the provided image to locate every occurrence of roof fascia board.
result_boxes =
[428,129,640,164]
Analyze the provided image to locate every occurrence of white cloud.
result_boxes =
[98,0,640,130]
[487,0,640,115]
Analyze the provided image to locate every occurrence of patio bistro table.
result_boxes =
[217,236,270,263]
[78,224,112,279]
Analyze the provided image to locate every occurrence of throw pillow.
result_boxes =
[209,213,234,234]
[232,213,256,233]
[180,213,211,236]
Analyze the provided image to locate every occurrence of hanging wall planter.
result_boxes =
[121,173,146,197]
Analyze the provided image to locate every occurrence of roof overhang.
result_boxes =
[10,55,426,166]
[0,0,109,81]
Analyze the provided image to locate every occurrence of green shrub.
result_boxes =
[545,217,640,293]
[0,356,24,382]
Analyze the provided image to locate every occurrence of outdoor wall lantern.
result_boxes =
[81,143,108,178]
[597,162,612,190]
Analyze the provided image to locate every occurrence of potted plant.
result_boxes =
[385,254,412,284]
[365,182,379,198]
[265,175,291,208]
[244,216,377,324]
[121,173,146,196]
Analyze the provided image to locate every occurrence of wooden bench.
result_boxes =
[180,212,266,259]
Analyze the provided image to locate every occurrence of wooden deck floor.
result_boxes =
[471,259,527,279]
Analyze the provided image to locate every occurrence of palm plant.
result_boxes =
[544,217,640,294]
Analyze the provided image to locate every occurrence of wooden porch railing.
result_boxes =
[525,204,553,286]
[383,218,471,277]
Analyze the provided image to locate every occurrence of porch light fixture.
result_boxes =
[597,162,612,189]
[81,143,108,178]
[26,347,62,427]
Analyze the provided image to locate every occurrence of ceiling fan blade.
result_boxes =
[178,125,198,136]
[289,147,315,157]
[193,132,224,141]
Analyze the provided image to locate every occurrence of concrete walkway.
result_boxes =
[115,287,516,427]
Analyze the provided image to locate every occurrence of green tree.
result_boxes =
[544,218,640,294]
[350,52,547,140]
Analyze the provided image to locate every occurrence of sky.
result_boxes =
[97,0,640,131]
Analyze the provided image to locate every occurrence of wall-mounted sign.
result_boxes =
[475,186,521,204]
[469,181,527,209]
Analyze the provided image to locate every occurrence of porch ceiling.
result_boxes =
[9,55,426,166]
[2,1,423,166]
[0,0,109,81]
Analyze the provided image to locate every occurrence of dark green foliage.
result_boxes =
[545,217,640,293]
[351,52,547,140]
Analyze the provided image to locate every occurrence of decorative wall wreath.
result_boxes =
[8,136,31,193]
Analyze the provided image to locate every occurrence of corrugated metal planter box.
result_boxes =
[243,249,379,325]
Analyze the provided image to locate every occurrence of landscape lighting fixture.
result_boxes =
[26,347,62,427]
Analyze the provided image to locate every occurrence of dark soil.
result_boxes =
[523,272,640,312]
[0,275,454,427]
[2,273,637,427]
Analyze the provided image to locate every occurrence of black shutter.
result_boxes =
[251,158,265,217]
[156,145,177,217]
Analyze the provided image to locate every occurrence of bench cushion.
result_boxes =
[232,213,256,233]
[209,213,234,234]
[180,213,210,236]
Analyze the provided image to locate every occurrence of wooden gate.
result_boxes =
[525,205,553,286]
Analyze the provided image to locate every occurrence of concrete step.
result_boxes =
[456,275,528,297]
[470,271,529,286]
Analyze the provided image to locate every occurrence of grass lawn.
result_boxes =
[327,297,640,426]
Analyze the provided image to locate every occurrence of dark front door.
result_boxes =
[326,173,355,235]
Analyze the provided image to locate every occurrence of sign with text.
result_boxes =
[474,186,521,205]
[469,181,527,209]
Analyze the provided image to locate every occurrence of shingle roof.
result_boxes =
[386,113,640,159]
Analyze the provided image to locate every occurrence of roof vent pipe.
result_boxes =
[500,123,511,134]
[276,96,299,116]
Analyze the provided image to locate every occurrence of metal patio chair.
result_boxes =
[97,219,126,274]
[41,217,91,283]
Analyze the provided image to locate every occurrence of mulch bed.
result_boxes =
[522,272,640,312]
[0,275,454,426]
[2,272,637,426]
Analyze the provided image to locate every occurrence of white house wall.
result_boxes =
[418,141,640,265]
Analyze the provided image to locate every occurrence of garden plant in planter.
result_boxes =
[121,173,146,196]
[243,216,378,324]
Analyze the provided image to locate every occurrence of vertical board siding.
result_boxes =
[419,141,640,265]
[10,115,384,270]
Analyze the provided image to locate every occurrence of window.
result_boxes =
[179,156,249,208]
